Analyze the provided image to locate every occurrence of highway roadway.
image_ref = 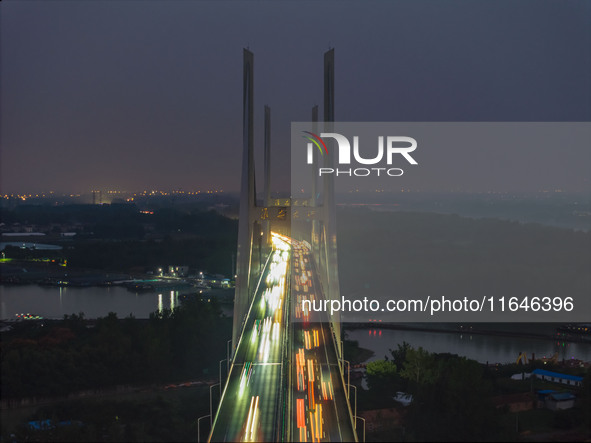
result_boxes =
[289,242,357,442]
[209,234,356,442]
[209,234,291,442]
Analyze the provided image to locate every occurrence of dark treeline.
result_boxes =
[362,342,591,441]
[1,299,231,400]
[14,392,212,442]
[3,204,142,229]
[65,237,236,274]
[2,203,237,239]
[364,343,498,440]
[2,204,238,275]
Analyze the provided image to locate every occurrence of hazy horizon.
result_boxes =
[2,1,590,195]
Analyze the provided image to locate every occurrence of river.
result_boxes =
[346,326,591,364]
[0,284,235,320]
[0,284,186,319]
[2,284,589,364]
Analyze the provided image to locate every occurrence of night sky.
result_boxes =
[2,1,590,195]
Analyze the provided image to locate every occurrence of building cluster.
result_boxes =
[153,266,232,289]
[0,189,226,206]
[501,369,584,413]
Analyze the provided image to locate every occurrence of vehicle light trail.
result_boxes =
[244,395,260,442]
[239,362,253,395]
[210,231,356,442]
[297,398,306,428]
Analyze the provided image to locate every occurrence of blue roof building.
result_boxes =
[545,392,577,411]
[532,369,583,387]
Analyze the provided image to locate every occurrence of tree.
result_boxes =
[364,359,400,408]
[400,347,437,386]
[402,351,498,441]
[366,360,397,379]
[390,341,411,371]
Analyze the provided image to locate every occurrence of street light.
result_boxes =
[356,416,366,442]
[349,384,357,429]
[343,359,351,400]
[219,359,226,397]
[197,414,210,443]
[210,383,220,427]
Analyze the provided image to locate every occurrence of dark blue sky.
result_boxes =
[1,0,590,194]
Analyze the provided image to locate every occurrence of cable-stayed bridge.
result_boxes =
[206,49,359,443]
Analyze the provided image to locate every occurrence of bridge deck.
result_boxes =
[210,237,290,442]
[210,235,357,442]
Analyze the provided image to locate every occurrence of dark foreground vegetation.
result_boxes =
[1,299,230,400]
[1,298,230,440]
[3,389,210,442]
[353,340,591,441]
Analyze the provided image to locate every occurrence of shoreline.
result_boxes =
[344,322,591,344]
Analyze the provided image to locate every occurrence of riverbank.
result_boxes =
[345,321,591,344]
[346,326,591,366]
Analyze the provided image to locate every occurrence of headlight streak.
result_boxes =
[239,362,253,395]
[244,395,260,442]
[239,232,291,439]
